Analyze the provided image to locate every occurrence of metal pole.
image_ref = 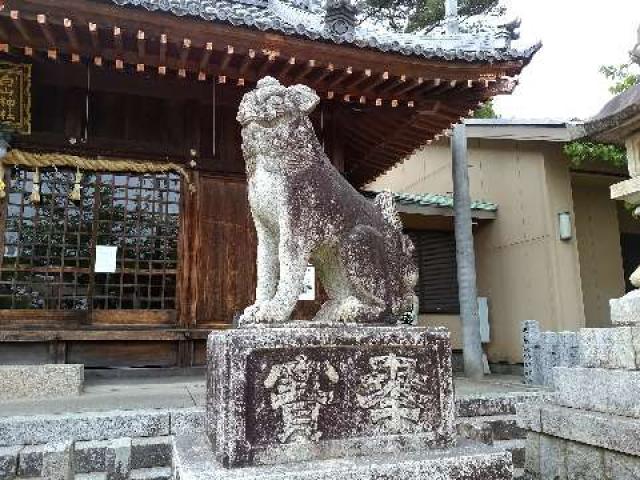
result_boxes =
[452,123,484,380]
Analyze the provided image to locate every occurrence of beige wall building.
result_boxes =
[369,120,636,365]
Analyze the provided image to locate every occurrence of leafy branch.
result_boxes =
[563,141,627,168]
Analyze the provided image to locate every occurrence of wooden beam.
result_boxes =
[219,44,234,71]
[361,71,390,94]
[36,14,55,47]
[10,10,32,43]
[113,25,123,54]
[393,77,424,96]
[257,50,278,78]
[313,63,334,84]
[377,74,407,95]
[344,69,372,89]
[137,29,145,61]
[88,21,99,50]
[179,37,191,69]
[277,56,296,77]
[324,66,352,89]
[63,17,80,52]
[238,47,255,75]
[292,59,316,82]
[159,32,167,66]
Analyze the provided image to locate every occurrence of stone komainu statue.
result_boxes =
[236,77,418,326]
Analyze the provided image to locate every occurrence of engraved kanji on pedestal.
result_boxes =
[356,353,431,433]
[264,354,339,443]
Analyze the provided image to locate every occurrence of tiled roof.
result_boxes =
[363,191,498,212]
[110,0,540,63]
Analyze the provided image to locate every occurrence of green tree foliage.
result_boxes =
[473,100,499,119]
[563,141,627,168]
[599,64,640,95]
[361,0,498,32]
[563,63,640,168]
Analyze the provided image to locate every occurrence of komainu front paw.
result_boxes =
[237,303,263,327]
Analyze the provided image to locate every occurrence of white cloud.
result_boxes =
[493,0,640,121]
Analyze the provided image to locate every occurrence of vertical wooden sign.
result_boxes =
[0,62,31,134]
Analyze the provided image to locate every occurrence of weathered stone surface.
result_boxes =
[0,409,170,446]
[578,327,638,370]
[41,440,73,480]
[524,433,541,475]
[74,439,110,473]
[495,439,525,469]
[604,450,640,479]
[131,437,172,469]
[207,326,455,467]
[522,321,578,386]
[456,392,552,418]
[565,441,605,480]
[0,445,20,479]
[539,434,566,480]
[530,404,640,457]
[75,474,108,480]
[611,290,640,324]
[456,415,525,442]
[170,408,205,436]
[18,444,45,476]
[104,437,131,480]
[516,402,543,432]
[0,364,83,401]
[173,433,513,480]
[236,77,418,326]
[554,367,640,417]
[129,466,173,480]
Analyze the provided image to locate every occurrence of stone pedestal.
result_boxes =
[206,326,455,467]
[170,325,515,480]
[517,300,640,478]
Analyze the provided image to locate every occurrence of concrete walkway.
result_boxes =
[0,372,546,417]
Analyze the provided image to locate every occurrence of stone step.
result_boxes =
[554,367,640,418]
[129,466,173,480]
[75,474,108,480]
[456,392,552,418]
[494,439,526,469]
[456,414,526,443]
[512,467,530,480]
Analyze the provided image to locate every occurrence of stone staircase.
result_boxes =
[456,392,548,479]
[0,436,173,479]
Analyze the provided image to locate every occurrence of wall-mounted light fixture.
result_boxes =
[558,211,572,241]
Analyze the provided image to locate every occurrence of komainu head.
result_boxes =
[237,76,320,127]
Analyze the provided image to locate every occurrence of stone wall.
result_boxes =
[522,320,579,386]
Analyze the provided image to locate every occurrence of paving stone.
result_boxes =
[75,474,108,480]
[0,409,170,446]
[74,439,111,473]
[131,437,172,469]
[604,450,640,479]
[554,367,640,417]
[104,437,131,480]
[494,439,525,468]
[41,440,73,480]
[611,290,640,325]
[0,365,83,402]
[170,407,205,436]
[539,434,566,480]
[18,444,45,477]
[129,466,173,480]
[524,432,540,475]
[578,328,637,370]
[0,445,21,479]
[565,440,605,480]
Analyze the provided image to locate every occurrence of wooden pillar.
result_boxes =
[452,123,484,380]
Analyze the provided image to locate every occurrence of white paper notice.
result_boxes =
[94,246,118,273]
[298,265,316,301]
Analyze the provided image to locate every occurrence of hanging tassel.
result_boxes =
[69,167,82,201]
[0,163,5,200]
[29,167,41,204]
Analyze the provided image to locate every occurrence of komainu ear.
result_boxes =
[287,84,320,115]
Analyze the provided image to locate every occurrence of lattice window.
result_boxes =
[0,167,180,310]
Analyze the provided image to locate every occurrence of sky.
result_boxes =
[492,0,640,121]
